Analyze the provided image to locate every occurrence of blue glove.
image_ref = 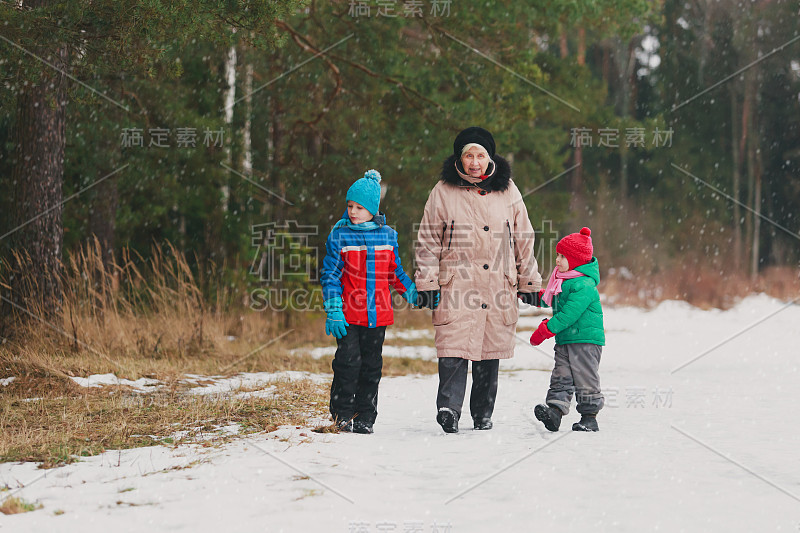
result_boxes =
[324,297,349,339]
[401,283,419,306]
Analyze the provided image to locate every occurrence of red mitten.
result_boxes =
[529,319,555,346]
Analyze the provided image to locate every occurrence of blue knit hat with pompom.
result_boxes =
[346,169,382,215]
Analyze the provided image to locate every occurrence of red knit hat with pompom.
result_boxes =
[556,227,594,269]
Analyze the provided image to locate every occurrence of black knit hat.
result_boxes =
[453,126,496,159]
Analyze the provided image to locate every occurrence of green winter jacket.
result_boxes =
[542,257,605,346]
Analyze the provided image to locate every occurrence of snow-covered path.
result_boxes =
[3,295,800,532]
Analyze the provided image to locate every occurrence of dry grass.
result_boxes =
[0,376,328,468]
[601,264,800,309]
[382,356,437,376]
[0,240,437,467]
[311,421,344,434]
[1,239,437,380]
[0,496,42,515]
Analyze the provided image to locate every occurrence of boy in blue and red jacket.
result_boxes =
[320,169,418,434]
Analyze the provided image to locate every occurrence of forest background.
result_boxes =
[1,0,799,352]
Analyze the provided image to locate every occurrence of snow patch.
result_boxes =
[185,371,327,396]
[384,328,433,340]
[302,345,438,361]
[69,373,161,392]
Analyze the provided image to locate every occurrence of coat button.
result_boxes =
[481,303,488,309]
[483,264,489,270]
[483,226,489,231]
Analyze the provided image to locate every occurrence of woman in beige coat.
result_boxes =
[415,127,542,433]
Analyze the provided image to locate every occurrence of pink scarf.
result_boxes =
[541,267,585,306]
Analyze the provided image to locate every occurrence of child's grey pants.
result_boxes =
[546,343,604,416]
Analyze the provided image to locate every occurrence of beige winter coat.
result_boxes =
[415,157,542,360]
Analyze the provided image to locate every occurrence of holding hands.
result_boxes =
[401,284,419,307]
[517,290,542,307]
[417,290,440,309]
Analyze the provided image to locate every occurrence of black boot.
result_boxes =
[436,407,459,433]
[534,404,563,432]
[352,420,374,434]
[335,418,353,433]
[473,417,493,430]
[572,414,599,432]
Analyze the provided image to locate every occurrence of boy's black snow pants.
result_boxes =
[330,324,386,425]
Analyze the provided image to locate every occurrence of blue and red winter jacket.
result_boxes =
[321,213,415,328]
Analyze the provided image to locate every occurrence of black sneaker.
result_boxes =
[572,414,599,432]
[352,420,374,434]
[534,404,563,432]
[436,408,459,433]
[473,418,493,430]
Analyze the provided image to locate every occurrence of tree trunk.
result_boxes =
[697,0,711,85]
[729,85,743,270]
[255,89,277,279]
[269,95,292,329]
[87,172,118,322]
[271,96,286,224]
[617,37,640,196]
[242,61,254,175]
[570,144,584,214]
[89,174,118,270]
[741,71,753,268]
[222,41,237,213]
[5,41,68,329]
[208,39,237,268]
[564,25,584,213]
[750,156,761,281]
[749,107,762,282]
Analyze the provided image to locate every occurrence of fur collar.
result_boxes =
[439,154,511,192]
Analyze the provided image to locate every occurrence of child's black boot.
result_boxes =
[534,403,563,432]
[572,414,599,432]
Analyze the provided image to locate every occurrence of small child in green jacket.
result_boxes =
[529,227,605,432]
